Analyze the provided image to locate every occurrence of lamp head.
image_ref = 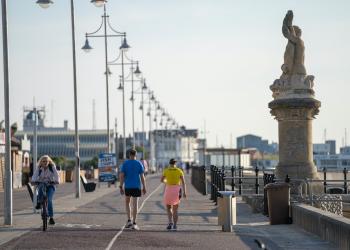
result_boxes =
[134,64,142,77]
[120,37,130,52]
[142,79,147,90]
[104,67,112,76]
[91,0,107,7]
[36,0,53,9]
[82,38,93,52]
[117,83,123,90]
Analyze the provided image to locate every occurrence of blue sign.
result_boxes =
[98,153,117,182]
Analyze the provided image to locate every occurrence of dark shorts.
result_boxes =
[125,188,141,197]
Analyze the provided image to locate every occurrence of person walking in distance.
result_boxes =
[119,149,147,230]
[161,158,187,231]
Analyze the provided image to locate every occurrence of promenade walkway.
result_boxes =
[0,174,338,249]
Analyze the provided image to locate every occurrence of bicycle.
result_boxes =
[34,181,54,231]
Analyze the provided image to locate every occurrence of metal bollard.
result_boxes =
[323,167,327,193]
[231,166,235,191]
[221,170,226,192]
[238,166,242,195]
[344,168,348,194]
[210,166,214,200]
[255,166,259,194]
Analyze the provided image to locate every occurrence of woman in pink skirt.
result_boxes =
[161,158,187,231]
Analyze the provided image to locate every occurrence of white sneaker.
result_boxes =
[125,220,133,229]
[132,223,140,230]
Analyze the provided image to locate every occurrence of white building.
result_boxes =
[314,146,350,170]
[152,127,198,168]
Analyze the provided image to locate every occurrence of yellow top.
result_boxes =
[163,166,184,185]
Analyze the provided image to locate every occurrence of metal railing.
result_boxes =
[208,165,349,207]
[191,165,207,195]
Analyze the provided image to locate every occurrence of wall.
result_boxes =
[292,203,350,249]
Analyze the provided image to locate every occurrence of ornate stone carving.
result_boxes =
[270,10,315,100]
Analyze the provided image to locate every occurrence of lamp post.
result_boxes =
[110,44,145,160]
[131,77,147,157]
[1,0,12,225]
[82,0,124,153]
[36,0,82,199]
[146,90,155,170]
[112,58,141,151]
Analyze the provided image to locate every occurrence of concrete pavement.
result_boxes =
[0,174,338,249]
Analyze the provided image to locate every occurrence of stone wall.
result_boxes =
[292,203,350,249]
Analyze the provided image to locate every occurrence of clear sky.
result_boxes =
[0,0,349,149]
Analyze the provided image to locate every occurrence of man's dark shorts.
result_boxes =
[125,188,141,197]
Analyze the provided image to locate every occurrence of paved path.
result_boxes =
[0,182,76,216]
[0,174,338,249]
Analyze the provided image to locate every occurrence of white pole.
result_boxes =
[103,4,110,153]
[121,51,126,159]
[70,0,81,198]
[1,0,12,225]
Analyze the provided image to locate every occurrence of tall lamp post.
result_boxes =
[137,78,148,159]
[36,0,82,199]
[82,0,125,153]
[131,78,148,156]
[1,0,12,225]
[111,57,141,152]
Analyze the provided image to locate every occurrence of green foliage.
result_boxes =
[51,156,75,170]
[83,156,98,169]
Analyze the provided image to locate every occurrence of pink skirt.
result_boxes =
[163,185,181,205]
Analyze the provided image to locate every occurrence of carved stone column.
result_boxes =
[269,98,320,180]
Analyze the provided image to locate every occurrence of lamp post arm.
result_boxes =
[107,16,125,35]
[85,17,104,36]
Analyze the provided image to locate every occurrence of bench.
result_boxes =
[80,175,96,192]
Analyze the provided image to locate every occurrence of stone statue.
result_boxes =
[281,10,306,76]
[270,10,315,100]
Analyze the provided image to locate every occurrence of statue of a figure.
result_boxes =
[281,10,306,77]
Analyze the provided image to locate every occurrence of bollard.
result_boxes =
[255,166,259,194]
[210,166,214,200]
[221,170,226,191]
[323,167,327,193]
[218,191,236,232]
[231,166,235,191]
[238,166,242,195]
[344,168,348,194]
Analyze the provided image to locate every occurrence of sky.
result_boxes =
[0,0,350,150]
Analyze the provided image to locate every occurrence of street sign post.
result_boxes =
[98,153,117,183]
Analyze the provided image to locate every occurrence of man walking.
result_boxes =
[119,149,147,230]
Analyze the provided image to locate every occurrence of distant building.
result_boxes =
[325,140,336,155]
[313,144,350,170]
[313,143,331,155]
[16,109,113,162]
[236,134,277,153]
[340,146,350,155]
[152,126,198,168]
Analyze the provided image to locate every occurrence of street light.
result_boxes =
[36,0,53,9]
[36,0,82,199]
[83,1,122,153]
[91,0,106,8]
[2,0,12,225]
[130,77,147,157]
[109,46,144,159]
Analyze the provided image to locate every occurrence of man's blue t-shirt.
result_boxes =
[120,159,144,189]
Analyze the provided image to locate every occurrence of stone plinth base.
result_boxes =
[269,98,321,182]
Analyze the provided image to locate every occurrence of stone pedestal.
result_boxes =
[269,98,320,180]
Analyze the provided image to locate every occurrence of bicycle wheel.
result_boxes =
[42,199,48,231]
